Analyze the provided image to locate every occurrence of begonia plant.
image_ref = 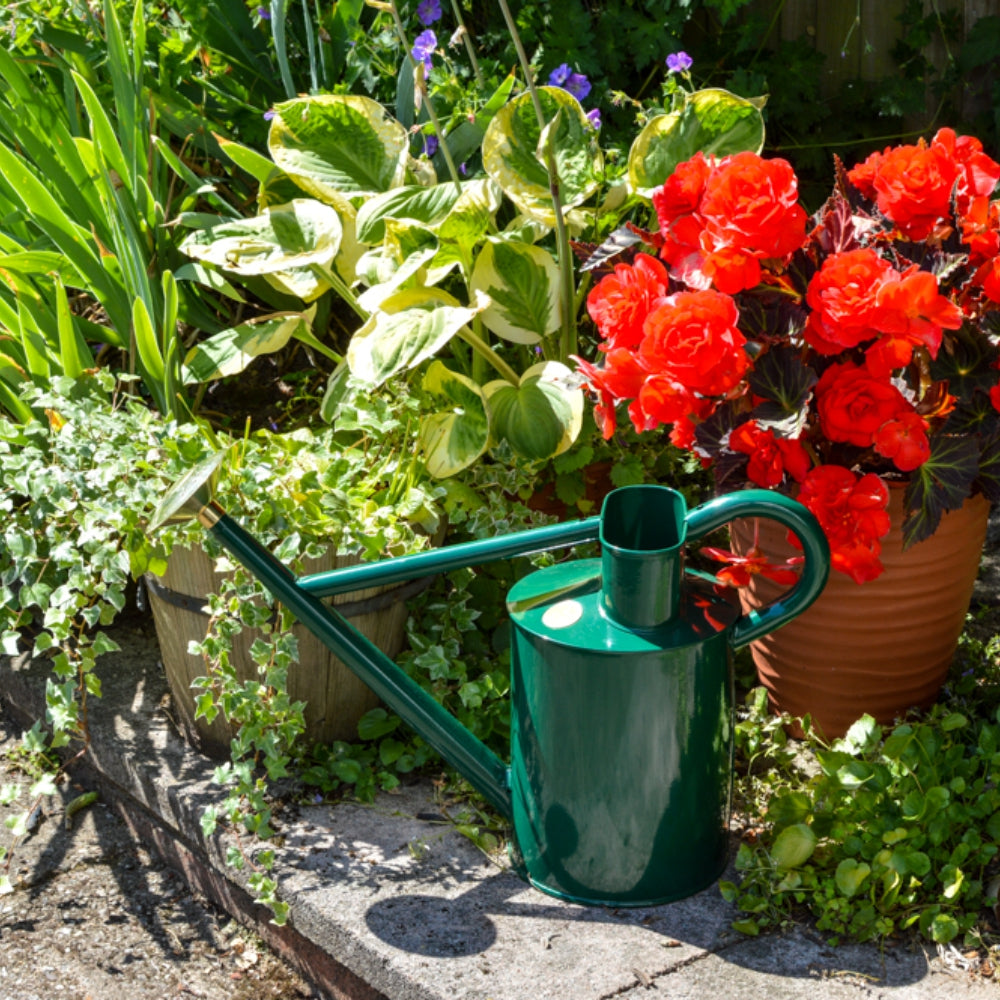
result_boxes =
[577,129,1000,583]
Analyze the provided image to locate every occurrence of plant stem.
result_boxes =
[447,0,484,87]
[387,2,464,192]
[457,326,520,385]
[494,0,577,361]
[310,263,367,321]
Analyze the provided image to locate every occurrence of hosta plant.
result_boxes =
[578,129,1000,582]
[177,12,767,479]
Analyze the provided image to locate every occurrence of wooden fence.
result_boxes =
[754,0,1000,123]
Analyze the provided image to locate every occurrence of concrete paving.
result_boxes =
[1,612,996,1000]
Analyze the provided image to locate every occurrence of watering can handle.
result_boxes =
[684,489,830,649]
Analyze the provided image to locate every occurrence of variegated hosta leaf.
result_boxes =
[628,88,766,198]
[418,360,490,477]
[485,361,583,461]
[356,184,466,244]
[356,178,501,249]
[179,200,343,276]
[182,310,315,383]
[347,288,485,386]
[470,239,560,344]
[268,96,408,210]
[483,87,602,225]
[357,245,438,313]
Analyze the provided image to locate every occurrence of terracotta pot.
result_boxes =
[730,488,990,738]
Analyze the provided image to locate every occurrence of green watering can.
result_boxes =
[155,468,828,907]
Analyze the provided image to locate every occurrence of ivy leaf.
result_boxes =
[902,436,979,547]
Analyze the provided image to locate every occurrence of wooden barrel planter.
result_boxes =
[146,543,430,756]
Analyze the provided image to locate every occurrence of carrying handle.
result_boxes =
[685,489,830,649]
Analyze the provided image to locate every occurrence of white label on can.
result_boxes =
[541,599,583,630]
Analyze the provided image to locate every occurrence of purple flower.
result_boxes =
[459,162,467,176]
[423,134,439,157]
[417,0,441,26]
[548,63,591,101]
[666,51,693,74]
[586,108,602,131]
[564,72,591,100]
[256,5,271,19]
[548,63,572,87]
[411,29,437,73]
[263,109,276,121]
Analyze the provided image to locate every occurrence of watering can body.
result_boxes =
[503,485,828,905]
[180,482,829,907]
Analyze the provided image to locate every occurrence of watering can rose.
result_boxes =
[577,130,1000,584]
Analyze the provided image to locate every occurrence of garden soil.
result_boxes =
[0,710,320,1000]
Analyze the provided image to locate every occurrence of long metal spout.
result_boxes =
[197,504,603,819]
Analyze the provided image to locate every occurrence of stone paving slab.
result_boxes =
[1,617,996,1000]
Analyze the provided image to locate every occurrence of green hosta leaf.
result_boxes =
[346,288,484,386]
[835,858,871,897]
[485,361,584,462]
[356,184,465,244]
[268,95,408,210]
[902,435,979,546]
[183,311,316,384]
[180,200,343,276]
[470,239,560,344]
[483,87,602,225]
[436,179,502,251]
[628,88,766,197]
[769,822,817,870]
[419,360,490,478]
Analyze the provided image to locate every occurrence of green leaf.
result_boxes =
[470,240,561,344]
[180,200,343,276]
[183,311,315,384]
[357,708,400,741]
[218,136,285,186]
[346,288,483,386]
[485,361,584,462]
[332,758,362,783]
[902,435,979,546]
[419,361,490,477]
[356,184,466,245]
[930,913,959,943]
[628,88,766,197]
[765,791,812,828]
[747,347,816,433]
[268,96,408,210]
[200,807,218,838]
[483,87,602,225]
[835,858,871,897]
[930,322,999,398]
[769,823,817,870]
